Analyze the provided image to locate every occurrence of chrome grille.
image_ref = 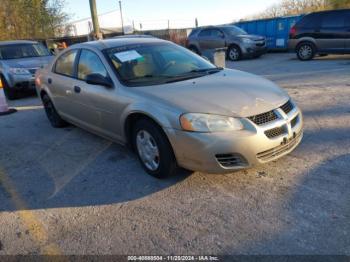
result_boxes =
[264,126,286,139]
[216,154,247,168]
[257,132,302,162]
[280,100,294,114]
[248,110,279,126]
[28,68,37,75]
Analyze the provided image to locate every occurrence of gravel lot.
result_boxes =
[0,53,349,255]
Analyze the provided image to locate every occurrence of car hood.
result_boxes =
[2,56,53,69]
[134,69,289,117]
[237,34,265,41]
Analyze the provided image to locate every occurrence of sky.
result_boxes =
[65,0,279,29]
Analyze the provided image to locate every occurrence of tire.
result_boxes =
[227,45,242,61]
[42,94,68,128]
[296,42,316,61]
[189,45,200,55]
[1,76,17,100]
[132,119,177,179]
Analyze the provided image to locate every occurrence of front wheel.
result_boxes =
[227,45,242,61]
[132,119,177,179]
[296,42,316,61]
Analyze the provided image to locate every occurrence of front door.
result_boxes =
[206,29,226,49]
[67,49,119,139]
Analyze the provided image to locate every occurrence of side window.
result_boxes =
[212,29,224,38]
[198,29,211,37]
[54,50,78,77]
[346,12,350,27]
[321,12,345,28]
[78,50,108,80]
[299,14,321,28]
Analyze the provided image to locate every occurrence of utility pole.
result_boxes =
[89,0,103,40]
[119,0,124,34]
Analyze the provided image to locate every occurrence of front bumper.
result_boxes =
[6,72,37,91]
[165,104,303,174]
[241,43,268,57]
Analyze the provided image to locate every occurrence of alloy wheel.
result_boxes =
[136,130,160,171]
[229,48,240,61]
[299,45,313,60]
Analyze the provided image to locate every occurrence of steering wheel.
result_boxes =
[162,60,176,73]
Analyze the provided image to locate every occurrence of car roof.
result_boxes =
[70,37,169,51]
[113,34,155,39]
[196,25,239,30]
[0,40,38,46]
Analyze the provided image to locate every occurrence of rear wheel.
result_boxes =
[227,45,242,61]
[132,119,177,179]
[42,94,68,128]
[296,42,316,61]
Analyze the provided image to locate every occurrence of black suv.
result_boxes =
[288,9,350,60]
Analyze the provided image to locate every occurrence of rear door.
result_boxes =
[50,49,79,116]
[318,11,346,51]
[197,29,212,50]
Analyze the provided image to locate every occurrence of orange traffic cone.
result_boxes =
[0,78,16,116]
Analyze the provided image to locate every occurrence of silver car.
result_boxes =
[0,40,53,99]
[35,38,303,178]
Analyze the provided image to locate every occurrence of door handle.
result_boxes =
[48,78,52,84]
[74,86,81,93]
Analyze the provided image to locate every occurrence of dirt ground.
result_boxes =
[0,53,349,255]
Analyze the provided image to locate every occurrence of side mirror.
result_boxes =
[86,73,113,88]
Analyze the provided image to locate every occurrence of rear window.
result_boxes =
[321,12,345,28]
[188,29,200,37]
[198,29,211,37]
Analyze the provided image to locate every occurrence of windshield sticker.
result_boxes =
[114,50,143,63]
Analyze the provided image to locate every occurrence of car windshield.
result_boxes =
[0,43,50,60]
[105,42,220,86]
[224,26,248,36]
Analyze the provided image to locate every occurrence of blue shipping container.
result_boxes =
[235,15,303,50]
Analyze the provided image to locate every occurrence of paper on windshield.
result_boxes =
[114,50,143,62]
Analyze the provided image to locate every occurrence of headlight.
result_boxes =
[180,113,243,132]
[9,68,30,75]
[242,38,254,44]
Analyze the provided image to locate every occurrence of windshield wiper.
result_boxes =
[189,67,223,74]
[164,68,224,84]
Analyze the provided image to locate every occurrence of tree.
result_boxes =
[328,0,350,8]
[0,0,68,41]
[246,0,349,20]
